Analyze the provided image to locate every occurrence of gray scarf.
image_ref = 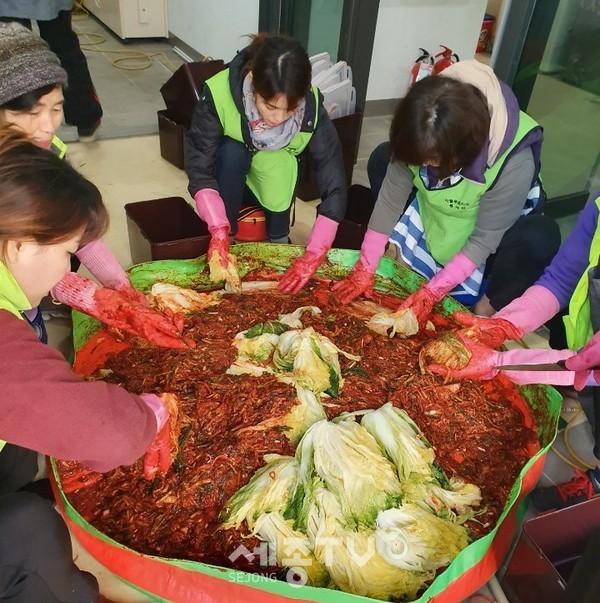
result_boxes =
[242,74,305,151]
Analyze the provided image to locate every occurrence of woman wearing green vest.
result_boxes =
[333,61,560,325]
[417,189,600,511]
[0,22,148,343]
[186,33,347,293]
[0,127,179,602]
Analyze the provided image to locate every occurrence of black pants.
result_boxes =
[0,446,99,603]
[215,137,292,242]
[3,12,103,129]
[367,141,561,311]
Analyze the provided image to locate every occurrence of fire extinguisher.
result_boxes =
[409,48,434,85]
[432,45,459,75]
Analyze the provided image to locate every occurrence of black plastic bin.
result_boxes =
[501,496,600,603]
[124,197,210,264]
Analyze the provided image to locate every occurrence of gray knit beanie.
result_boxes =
[0,22,68,106]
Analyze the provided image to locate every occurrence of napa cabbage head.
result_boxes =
[375,503,469,573]
[284,386,327,444]
[233,332,281,361]
[307,486,428,600]
[252,511,330,587]
[274,327,360,397]
[221,454,298,530]
[361,403,435,480]
[295,418,402,529]
[399,473,481,521]
[279,306,322,329]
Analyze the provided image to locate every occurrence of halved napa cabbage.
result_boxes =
[278,306,322,329]
[221,454,298,530]
[367,308,420,338]
[375,503,469,572]
[308,486,428,600]
[293,419,402,529]
[150,283,221,314]
[361,403,435,480]
[252,511,330,587]
[208,251,241,293]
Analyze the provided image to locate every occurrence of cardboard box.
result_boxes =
[297,108,363,201]
[501,496,600,603]
[125,197,210,264]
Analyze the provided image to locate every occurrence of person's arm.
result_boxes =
[278,104,347,294]
[75,239,146,304]
[461,148,535,266]
[307,103,347,223]
[185,84,224,197]
[367,161,415,236]
[491,194,600,335]
[0,312,158,473]
[535,193,600,308]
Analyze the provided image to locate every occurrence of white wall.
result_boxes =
[167,0,260,61]
[366,0,487,101]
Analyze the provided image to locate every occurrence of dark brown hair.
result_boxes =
[0,124,108,254]
[389,75,490,178]
[245,33,311,111]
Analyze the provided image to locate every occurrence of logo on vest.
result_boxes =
[445,198,468,210]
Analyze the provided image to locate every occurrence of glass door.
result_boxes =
[525,0,600,210]
[493,0,600,215]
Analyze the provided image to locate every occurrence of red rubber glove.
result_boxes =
[279,215,338,294]
[52,273,190,349]
[333,262,376,304]
[279,251,326,294]
[333,229,389,304]
[450,311,525,348]
[143,393,181,480]
[396,286,438,329]
[425,332,575,385]
[207,225,230,269]
[565,330,600,391]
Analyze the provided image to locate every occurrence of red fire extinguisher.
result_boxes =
[432,45,459,75]
[409,48,434,85]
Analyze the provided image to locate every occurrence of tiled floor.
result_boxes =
[56,7,184,143]
[41,27,592,602]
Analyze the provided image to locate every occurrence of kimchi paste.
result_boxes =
[56,282,539,567]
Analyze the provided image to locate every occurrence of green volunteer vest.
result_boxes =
[410,111,540,265]
[0,262,33,452]
[206,69,318,211]
[563,196,600,350]
[51,135,67,159]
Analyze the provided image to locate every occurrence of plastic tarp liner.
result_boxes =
[49,243,562,603]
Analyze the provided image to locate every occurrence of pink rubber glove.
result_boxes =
[52,273,191,349]
[142,393,181,480]
[278,215,338,294]
[76,239,147,304]
[332,228,389,304]
[450,311,527,349]
[565,330,600,391]
[494,285,561,337]
[426,333,576,385]
[194,189,231,268]
[397,252,477,327]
